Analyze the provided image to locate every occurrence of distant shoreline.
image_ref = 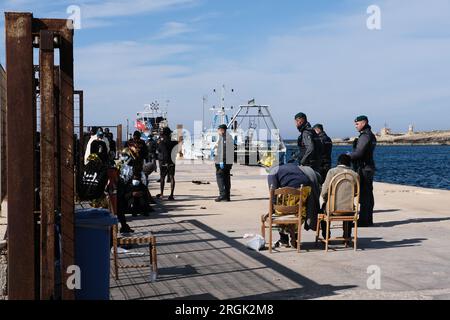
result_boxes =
[285,130,450,146]
[332,142,450,146]
[285,141,450,146]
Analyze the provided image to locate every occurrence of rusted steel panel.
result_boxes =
[39,30,56,300]
[5,12,37,300]
[58,26,75,301]
[0,64,7,203]
[54,68,61,213]
[117,124,123,151]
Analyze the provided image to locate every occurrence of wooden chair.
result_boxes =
[315,171,360,252]
[261,186,311,253]
[106,168,158,280]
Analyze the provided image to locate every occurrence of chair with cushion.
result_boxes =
[315,172,360,252]
[261,186,311,253]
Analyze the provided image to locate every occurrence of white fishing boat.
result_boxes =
[135,101,169,136]
[183,86,286,166]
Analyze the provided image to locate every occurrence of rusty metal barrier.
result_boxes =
[5,12,76,300]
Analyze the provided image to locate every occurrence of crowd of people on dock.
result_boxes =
[77,112,376,243]
[79,126,179,234]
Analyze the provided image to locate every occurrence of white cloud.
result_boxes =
[153,22,194,40]
[80,0,198,19]
[75,0,450,137]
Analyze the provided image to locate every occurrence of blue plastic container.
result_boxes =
[74,208,118,300]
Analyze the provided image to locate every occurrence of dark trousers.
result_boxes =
[320,163,331,183]
[215,164,232,199]
[359,167,375,226]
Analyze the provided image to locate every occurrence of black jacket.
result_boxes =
[318,131,333,167]
[90,139,108,164]
[350,125,377,170]
[297,122,321,170]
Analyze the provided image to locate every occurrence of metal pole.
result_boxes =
[5,12,37,300]
[117,124,123,151]
[126,118,129,141]
[39,29,56,299]
[77,90,84,172]
[58,23,75,301]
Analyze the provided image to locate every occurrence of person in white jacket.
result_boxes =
[85,127,110,165]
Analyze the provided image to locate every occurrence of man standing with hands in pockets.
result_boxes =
[214,124,234,202]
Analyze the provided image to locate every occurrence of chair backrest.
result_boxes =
[327,171,360,216]
[269,186,311,216]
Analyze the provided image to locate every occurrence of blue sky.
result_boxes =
[1,0,449,139]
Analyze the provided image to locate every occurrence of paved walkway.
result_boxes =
[110,161,450,300]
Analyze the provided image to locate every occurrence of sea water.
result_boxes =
[286,145,450,190]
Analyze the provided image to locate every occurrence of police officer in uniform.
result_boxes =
[313,124,333,181]
[214,124,234,202]
[294,113,322,173]
[349,115,377,227]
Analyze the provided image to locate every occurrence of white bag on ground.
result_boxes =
[246,235,266,252]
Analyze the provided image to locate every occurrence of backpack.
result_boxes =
[78,155,108,200]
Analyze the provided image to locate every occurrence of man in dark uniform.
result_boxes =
[294,113,322,173]
[349,115,377,227]
[214,124,234,202]
[313,124,333,181]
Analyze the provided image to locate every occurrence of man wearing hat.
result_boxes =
[349,115,377,227]
[313,124,333,181]
[213,124,234,202]
[294,113,321,172]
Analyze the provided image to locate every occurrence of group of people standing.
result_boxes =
[293,112,377,227]
[267,112,377,246]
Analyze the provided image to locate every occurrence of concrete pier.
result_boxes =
[110,161,450,300]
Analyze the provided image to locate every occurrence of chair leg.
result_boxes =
[344,222,349,248]
[325,219,331,252]
[269,221,273,254]
[261,220,266,241]
[297,221,302,253]
[354,220,358,251]
[151,237,158,274]
[112,225,119,280]
[315,216,321,246]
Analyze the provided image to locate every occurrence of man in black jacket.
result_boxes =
[313,124,333,181]
[349,115,377,227]
[294,113,321,172]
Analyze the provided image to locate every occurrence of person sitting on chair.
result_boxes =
[124,174,153,217]
[320,154,360,240]
[266,162,313,248]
